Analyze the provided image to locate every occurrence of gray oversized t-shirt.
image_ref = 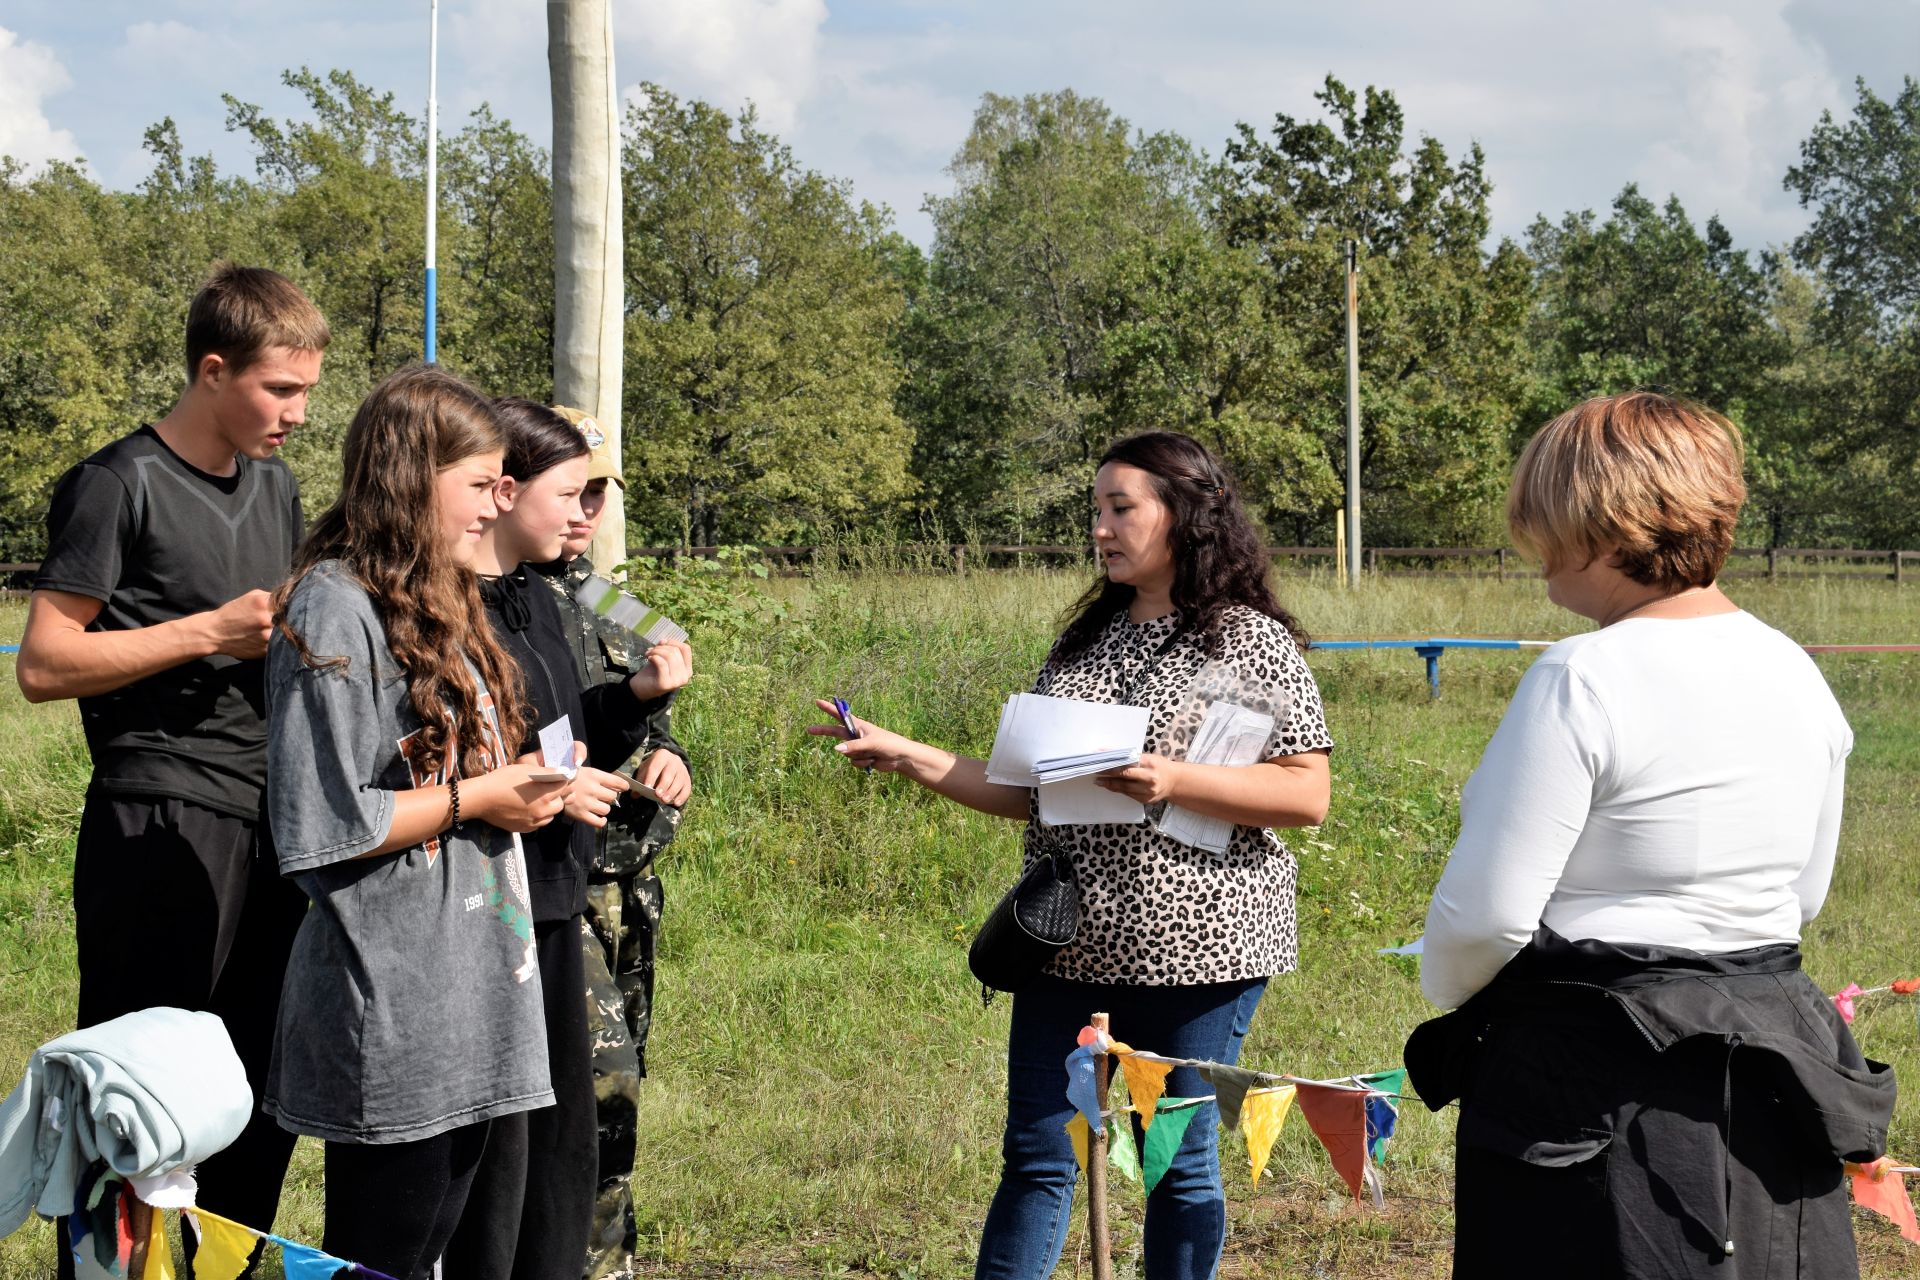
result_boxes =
[263,561,552,1144]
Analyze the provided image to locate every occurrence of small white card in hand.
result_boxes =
[538,715,579,779]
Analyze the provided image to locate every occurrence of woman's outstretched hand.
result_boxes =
[807,698,923,774]
[1093,753,1183,805]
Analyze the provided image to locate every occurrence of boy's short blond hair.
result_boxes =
[1508,391,1746,591]
[185,263,331,382]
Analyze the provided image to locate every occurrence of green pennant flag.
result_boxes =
[1359,1068,1409,1162]
[1141,1098,1206,1193]
[1107,1113,1141,1184]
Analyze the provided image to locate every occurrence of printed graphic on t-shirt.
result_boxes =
[397,691,539,982]
[398,692,507,864]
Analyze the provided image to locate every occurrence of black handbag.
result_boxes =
[968,847,1080,1002]
[966,620,1193,1004]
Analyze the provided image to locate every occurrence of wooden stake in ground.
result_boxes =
[1087,1010,1114,1280]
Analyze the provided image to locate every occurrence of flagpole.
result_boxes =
[424,0,440,363]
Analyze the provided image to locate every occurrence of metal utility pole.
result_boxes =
[1344,238,1362,585]
[424,0,439,363]
[550,0,626,570]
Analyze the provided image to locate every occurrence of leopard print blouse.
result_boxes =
[1024,605,1334,985]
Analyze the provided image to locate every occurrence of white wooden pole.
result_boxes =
[424,0,439,362]
[550,0,626,570]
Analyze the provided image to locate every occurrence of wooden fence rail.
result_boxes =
[618,545,1916,582]
[0,548,1912,585]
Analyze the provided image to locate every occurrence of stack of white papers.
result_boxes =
[1154,700,1274,852]
[985,693,1150,826]
[1031,748,1139,782]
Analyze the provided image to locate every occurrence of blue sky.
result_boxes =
[2,0,1914,250]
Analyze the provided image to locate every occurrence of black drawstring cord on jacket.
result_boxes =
[1719,1032,1743,1257]
[478,571,533,633]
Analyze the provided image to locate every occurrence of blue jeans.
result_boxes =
[975,974,1268,1280]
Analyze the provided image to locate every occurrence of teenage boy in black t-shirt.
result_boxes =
[18,264,329,1275]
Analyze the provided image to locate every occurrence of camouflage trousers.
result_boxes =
[580,871,662,1280]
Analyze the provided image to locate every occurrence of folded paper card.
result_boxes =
[538,715,578,779]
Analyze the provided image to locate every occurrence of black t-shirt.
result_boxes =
[36,426,303,819]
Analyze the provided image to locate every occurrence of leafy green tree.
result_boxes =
[905,90,1328,541]
[1787,77,1920,329]
[1216,76,1533,544]
[1526,187,1785,419]
[620,83,912,545]
[437,106,555,402]
[0,161,148,557]
[224,69,429,388]
[1784,76,1920,545]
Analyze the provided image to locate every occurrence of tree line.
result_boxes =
[1,70,1915,558]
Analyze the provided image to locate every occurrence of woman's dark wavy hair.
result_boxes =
[1054,432,1307,661]
[492,397,589,481]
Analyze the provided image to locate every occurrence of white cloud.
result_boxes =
[0,26,81,171]
[615,0,829,132]
[1632,5,1845,246]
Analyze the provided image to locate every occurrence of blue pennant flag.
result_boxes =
[1065,1043,1104,1134]
[272,1236,352,1280]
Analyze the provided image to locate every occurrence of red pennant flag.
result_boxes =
[1852,1166,1920,1245]
[1295,1083,1371,1201]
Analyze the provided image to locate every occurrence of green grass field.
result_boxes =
[1,569,1916,1278]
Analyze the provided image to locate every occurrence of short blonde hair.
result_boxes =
[1508,391,1746,591]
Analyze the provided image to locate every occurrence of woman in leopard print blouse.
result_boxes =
[814,432,1332,1280]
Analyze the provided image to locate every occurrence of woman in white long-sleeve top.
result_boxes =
[1404,391,1893,1280]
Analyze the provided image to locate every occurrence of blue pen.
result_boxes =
[832,697,872,772]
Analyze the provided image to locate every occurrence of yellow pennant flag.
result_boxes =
[142,1206,175,1280]
[1065,1112,1091,1174]
[1119,1055,1174,1130]
[188,1209,259,1280]
[1242,1085,1298,1187]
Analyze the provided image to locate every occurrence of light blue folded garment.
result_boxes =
[0,1006,250,1235]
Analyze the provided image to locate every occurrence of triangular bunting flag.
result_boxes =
[1199,1064,1261,1131]
[276,1236,354,1279]
[1241,1085,1297,1187]
[1852,1167,1920,1245]
[1295,1083,1372,1201]
[1119,1055,1173,1130]
[1141,1099,1205,1193]
[142,1206,174,1280]
[1066,1112,1090,1176]
[1359,1069,1407,1162]
[1064,1044,1105,1134]
[1107,1115,1141,1184]
[188,1210,261,1280]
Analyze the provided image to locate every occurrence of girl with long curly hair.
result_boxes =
[262,365,573,1279]
[812,431,1334,1280]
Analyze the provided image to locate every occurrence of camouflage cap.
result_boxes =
[552,404,624,488]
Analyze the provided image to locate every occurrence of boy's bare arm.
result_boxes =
[16,588,275,702]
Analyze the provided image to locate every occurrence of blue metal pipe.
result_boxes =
[424,266,438,363]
